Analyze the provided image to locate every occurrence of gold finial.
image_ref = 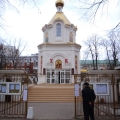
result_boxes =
[55,0,64,7]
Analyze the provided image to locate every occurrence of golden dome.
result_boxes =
[55,0,64,7]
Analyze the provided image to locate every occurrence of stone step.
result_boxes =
[28,84,77,102]
[28,96,74,98]
[27,99,75,102]
[28,94,74,97]
[28,90,74,93]
[28,98,82,102]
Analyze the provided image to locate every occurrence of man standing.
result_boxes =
[82,82,96,120]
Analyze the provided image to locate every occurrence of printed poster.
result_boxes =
[96,84,107,94]
[23,89,28,101]
[16,84,20,90]
[10,84,14,90]
[2,86,6,93]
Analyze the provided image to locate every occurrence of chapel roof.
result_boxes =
[49,12,71,25]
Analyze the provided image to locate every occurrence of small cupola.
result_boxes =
[55,0,64,12]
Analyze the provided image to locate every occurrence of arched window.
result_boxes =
[45,33,49,42]
[69,32,73,42]
[56,23,61,37]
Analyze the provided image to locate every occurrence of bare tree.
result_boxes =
[0,38,28,69]
[108,31,120,67]
[0,0,40,32]
[6,38,27,68]
[0,0,39,69]
[0,44,6,69]
[82,51,90,69]
[84,34,101,69]
[100,38,113,69]
[99,31,120,69]
[70,0,120,30]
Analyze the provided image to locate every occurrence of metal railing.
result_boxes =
[74,73,120,119]
[0,72,28,118]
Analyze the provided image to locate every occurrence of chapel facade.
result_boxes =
[38,0,81,84]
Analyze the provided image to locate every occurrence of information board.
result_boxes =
[8,82,21,95]
[0,82,21,95]
[0,83,7,94]
[74,84,80,96]
[23,89,28,101]
[95,83,109,95]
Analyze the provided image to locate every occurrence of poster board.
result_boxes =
[0,82,21,95]
[95,83,109,95]
[23,85,28,101]
[0,83,7,94]
[8,82,21,95]
[80,82,109,96]
[74,84,81,96]
[23,89,28,101]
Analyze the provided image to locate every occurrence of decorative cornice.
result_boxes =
[42,24,53,32]
[65,24,77,32]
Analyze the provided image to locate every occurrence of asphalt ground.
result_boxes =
[0,102,120,120]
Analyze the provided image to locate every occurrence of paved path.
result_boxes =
[28,103,75,119]
[0,102,120,120]
[28,102,120,120]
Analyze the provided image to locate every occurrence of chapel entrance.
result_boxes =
[46,69,71,84]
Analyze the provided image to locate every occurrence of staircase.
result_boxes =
[28,84,77,102]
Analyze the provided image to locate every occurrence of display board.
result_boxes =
[74,84,80,96]
[95,83,109,95]
[81,82,109,96]
[0,82,21,95]
[0,83,7,94]
[8,82,21,95]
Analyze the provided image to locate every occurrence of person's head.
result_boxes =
[83,82,89,88]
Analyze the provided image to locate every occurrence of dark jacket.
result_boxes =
[82,86,96,108]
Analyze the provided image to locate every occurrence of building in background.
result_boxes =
[80,60,120,70]
[0,44,38,83]
[0,44,19,69]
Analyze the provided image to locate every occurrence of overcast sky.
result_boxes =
[0,0,120,59]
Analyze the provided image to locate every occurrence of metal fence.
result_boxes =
[0,72,28,118]
[74,73,120,119]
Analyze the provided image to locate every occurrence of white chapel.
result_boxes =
[38,0,81,84]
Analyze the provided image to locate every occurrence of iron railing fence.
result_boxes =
[0,73,28,118]
[74,74,120,119]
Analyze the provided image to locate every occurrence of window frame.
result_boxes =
[56,23,61,37]
[69,32,73,42]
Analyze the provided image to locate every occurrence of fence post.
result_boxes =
[75,97,76,118]
[74,75,76,118]
[112,74,116,120]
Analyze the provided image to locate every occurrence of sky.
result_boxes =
[0,0,120,59]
